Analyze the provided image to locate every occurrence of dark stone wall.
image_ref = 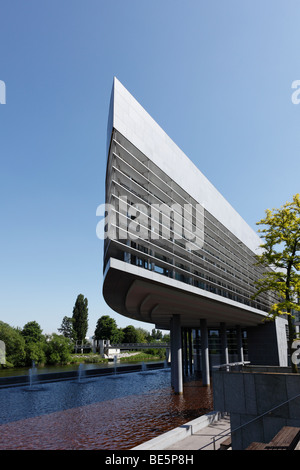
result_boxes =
[247,321,280,366]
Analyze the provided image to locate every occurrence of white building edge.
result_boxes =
[109,77,262,254]
[102,77,288,393]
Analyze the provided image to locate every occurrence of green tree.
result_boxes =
[58,316,75,340]
[45,334,72,365]
[253,194,300,373]
[114,328,125,343]
[122,325,140,343]
[162,333,170,342]
[151,328,163,341]
[24,341,46,366]
[21,321,46,365]
[72,294,88,342]
[94,315,124,343]
[22,321,43,343]
[135,327,149,343]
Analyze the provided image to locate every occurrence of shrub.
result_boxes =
[45,334,72,365]
[25,341,47,366]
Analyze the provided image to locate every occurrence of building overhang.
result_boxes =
[109,77,263,255]
[103,258,268,330]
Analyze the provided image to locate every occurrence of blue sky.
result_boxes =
[0,0,299,336]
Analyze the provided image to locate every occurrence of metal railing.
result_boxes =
[212,360,250,371]
[109,342,169,349]
[200,390,300,450]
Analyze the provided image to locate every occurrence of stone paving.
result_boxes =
[165,415,231,451]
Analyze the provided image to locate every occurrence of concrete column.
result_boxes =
[194,329,201,375]
[201,319,210,386]
[183,328,188,376]
[165,347,171,363]
[236,325,244,362]
[220,322,229,365]
[188,329,193,375]
[170,317,175,388]
[171,315,183,394]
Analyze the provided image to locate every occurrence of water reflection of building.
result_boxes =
[102,77,288,394]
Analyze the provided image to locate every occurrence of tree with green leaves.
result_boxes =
[94,315,123,343]
[24,341,46,366]
[72,294,88,342]
[58,316,75,340]
[21,321,44,343]
[151,328,163,340]
[21,321,46,366]
[45,334,72,365]
[253,194,300,372]
[135,327,150,343]
[122,325,140,343]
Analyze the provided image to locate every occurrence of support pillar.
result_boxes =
[236,325,244,362]
[195,329,201,375]
[171,315,183,394]
[188,329,193,375]
[170,318,175,388]
[220,322,229,365]
[165,347,171,363]
[183,328,188,376]
[201,319,210,386]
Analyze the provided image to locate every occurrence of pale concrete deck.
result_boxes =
[166,415,231,450]
[132,413,231,451]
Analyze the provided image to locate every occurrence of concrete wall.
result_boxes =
[213,367,300,449]
[247,317,288,367]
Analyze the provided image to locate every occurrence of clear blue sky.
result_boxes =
[0,0,299,336]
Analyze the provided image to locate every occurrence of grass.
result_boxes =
[70,353,108,364]
[70,351,165,364]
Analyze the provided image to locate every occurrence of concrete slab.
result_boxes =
[166,416,231,450]
[132,412,231,451]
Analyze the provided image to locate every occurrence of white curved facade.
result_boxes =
[102,78,287,392]
[103,78,275,329]
[109,77,262,254]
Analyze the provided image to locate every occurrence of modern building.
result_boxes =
[102,77,288,393]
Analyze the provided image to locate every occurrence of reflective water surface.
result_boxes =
[0,370,213,450]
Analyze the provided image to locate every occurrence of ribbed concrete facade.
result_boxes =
[102,78,287,393]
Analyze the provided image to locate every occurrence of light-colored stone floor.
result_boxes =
[165,416,231,450]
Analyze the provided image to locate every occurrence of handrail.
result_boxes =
[200,390,300,450]
[109,342,169,348]
[212,361,250,370]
